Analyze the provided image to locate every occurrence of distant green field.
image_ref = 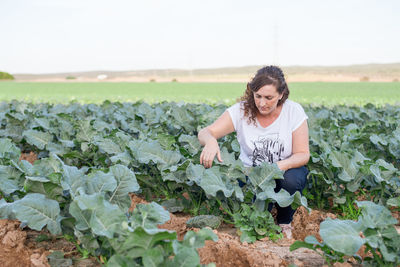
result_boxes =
[0,82,399,106]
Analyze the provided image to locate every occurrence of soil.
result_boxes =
[152,197,400,267]
[0,219,100,267]
[128,193,149,212]
[3,154,398,267]
[20,151,38,164]
[128,194,330,267]
[292,206,337,242]
[0,153,99,267]
[0,220,40,267]
[3,191,394,267]
[155,206,328,267]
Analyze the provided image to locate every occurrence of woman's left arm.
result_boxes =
[276,120,310,171]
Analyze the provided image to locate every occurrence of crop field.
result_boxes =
[0,99,399,266]
[1,81,400,105]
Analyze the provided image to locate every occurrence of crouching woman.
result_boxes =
[197,65,309,239]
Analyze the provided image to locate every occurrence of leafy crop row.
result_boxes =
[291,201,400,266]
[0,100,399,265]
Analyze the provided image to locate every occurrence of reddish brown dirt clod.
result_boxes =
[0,219,48,267]
[2,230,27,251]
[19,152,38,164]
[182,192,190,200]
[128,193,148,212]
[30,253,50,267]
[292,206,337,241]
[0,219,99,267]
[158,213,191,240]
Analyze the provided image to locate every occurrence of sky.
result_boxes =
[1,0,399,74]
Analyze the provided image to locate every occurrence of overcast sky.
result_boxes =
[1,0,399,74]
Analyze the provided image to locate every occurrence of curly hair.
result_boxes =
[240,65,289,125]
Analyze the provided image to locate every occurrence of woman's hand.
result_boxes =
[200,139,223,168]
[198,111,234,168]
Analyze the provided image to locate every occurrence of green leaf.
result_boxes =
[161,198,184,213]
[186,215,222,229]
[329,151,359,182]
[370,134,387,146]
[26,176,50,182]
[157,133,176,150]
[110,151,133,166]
[290,240,316,251]
[162,171,186,184]
[387,196,400,207]
[86,171,117,195]
[319,218,364,255]
[129,140,182,171]
[178,134,201,156]
[233,185,244,202]
[186,163,205,186]
[304,235,322,245]
[71,193,126,238]
[247,162,283,192]
[47,251,73,267]
[0,165,21,194]
[215,147,242,168]
[24,181,63,201]
[369,159,398,185]
[112,227,176,258]
[142,247,164,267]
[199,167,234,197]
[363,227,400,262]
[0,138,20,161]
[33,117,51,131]
[108,164,140,210]
[170,242,200,267]
[0,199,16,219]
[292,191,310,211]
[129,202,170,233]
[96,139,122,155]
[12,193,62,235]
[60,164,87,198]
[256,189,309,210]
[76,119,95,142]
[239,230,256,243]
[107,255,137,267]
[73,227,100,252]
[356,201,397,228]
[23,129,53,150]
[68,201,91,231]
[181,228,218,249]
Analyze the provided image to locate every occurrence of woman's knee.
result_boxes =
[279,166,308,194]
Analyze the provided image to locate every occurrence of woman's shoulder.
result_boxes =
[227,101,244,113]
[229,101,244,108]
[283,99,305,112]
[227,101,247,122]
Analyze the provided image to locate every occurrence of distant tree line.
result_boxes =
[0,71,14,80]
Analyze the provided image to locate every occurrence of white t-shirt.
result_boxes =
[227,100,308,167]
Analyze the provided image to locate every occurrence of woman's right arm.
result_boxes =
[198,111,235,168]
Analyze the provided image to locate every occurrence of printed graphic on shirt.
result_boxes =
[252,134,284,166]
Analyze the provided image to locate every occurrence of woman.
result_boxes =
[197,65,309,239]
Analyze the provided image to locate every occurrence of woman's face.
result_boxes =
[253,84,282,116]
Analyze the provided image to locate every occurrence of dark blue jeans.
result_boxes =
[239,166,308,224]
[270,166,308,224]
